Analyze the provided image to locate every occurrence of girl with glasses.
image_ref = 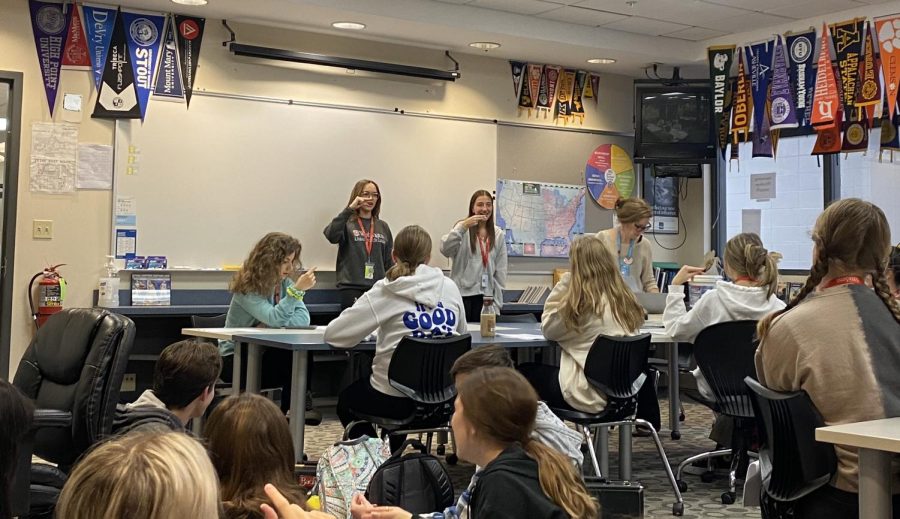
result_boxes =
[324,179,394,310]
[596,197,659,293]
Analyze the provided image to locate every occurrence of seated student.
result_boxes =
[1,380,34,519]
[221,232,318,419]
[351,367,598,519]
[116,338,221,433]
[888,243,900,299]
[325,225,466,447]
[519,236,647,420]
[450,344,583,469]
[756,198,900,519]
[56,430,221,519]
[662,232,786,399]
[206,393,310,519]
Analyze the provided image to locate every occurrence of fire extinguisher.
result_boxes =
[28,264,66,330]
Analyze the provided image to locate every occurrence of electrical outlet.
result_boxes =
[121,373,136,392]
[32,219,53,239]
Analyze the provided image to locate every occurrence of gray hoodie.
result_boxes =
[324,264,467,397]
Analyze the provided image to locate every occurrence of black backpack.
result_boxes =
[365,439,455,514]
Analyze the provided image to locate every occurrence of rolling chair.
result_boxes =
[344,334,471,462]
[674,320,759,505]
[190,313,227,331]
[11,308,136,518]
[548,334,685,516]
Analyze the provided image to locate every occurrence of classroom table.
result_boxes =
[816,417,900,519]
[182,323,677,461]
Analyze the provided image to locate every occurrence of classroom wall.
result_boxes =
[1,5,685,377]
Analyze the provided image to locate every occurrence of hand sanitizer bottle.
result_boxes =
[98,256,119,307]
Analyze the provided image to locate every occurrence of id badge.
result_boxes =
[364,262,375,280]
[481,272,490,291]
[619,263,632,278]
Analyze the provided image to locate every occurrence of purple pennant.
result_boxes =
[769,36,798,130]
[28,0,66,116]
[752,100,774,158]
[747,40,774,138]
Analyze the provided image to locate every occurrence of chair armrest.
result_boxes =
[32,409,73,429]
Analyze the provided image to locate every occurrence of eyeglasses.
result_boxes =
[360,192,380,199]
[634,223,652,231]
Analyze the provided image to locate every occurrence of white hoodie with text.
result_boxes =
[324,264,467,397]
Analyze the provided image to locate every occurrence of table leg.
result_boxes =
[290,350,309,464]
[232,342,243,393]
[247,343,261,394]
[667,341,681,440]
[858,448,892,519]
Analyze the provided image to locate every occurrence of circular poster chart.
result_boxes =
[585,144,635,209]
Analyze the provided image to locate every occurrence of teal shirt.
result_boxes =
[218,277,310,356]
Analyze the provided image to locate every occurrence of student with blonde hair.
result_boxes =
[756,198,900,519]
[663,232,786,399]
[596,197,659,293]
[56,431,221,519]
[325,225,466,446]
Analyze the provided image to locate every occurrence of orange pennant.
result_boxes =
[811,23,840,129]
[875,14,900,119]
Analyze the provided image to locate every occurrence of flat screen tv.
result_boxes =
[634,81,715,163]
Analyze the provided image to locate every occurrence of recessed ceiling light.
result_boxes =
[469,41,501,50]
[587,58,616,64]
[171,0,208,5]
[332,21,366,30]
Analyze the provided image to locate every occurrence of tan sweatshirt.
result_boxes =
[596,229,658,292]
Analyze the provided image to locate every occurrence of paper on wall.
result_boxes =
[29,122,77,194]
[742,209,762,235]
[76,144,113,189]
[750,172,776,201]
[115,196,136,216]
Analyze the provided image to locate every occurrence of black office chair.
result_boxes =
[548,334,685,516]
[11,308,136,518]
[675,320,759,504]
[344,334,472,459]
[190,313,227,333]
[744,377,837,510]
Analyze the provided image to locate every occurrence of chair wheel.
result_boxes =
[721,492,735,505]
[436,445,446,456]
[676,480,688,492]
[673,502,684,516]
[446,453,458,465]
[671,430,681,440]
[679,412,685,422]
[700,471,716,483]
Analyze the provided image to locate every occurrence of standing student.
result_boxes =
[440,189,508,321]
[596,197,659,293]
[325,225,466,446]
[0,381,33,519]
[663,233,785,399]
[324,179,394,310]
[221,232,318,418]
[755,199,900,519]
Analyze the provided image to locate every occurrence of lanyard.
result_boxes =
[615,231,635,266]
[356,217,375,258]
[823,275,865,289]
[477,235,490,268]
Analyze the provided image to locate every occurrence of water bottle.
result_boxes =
[480,296,496,337]
[98,255,120,307]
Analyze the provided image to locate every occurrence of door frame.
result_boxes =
[0,71,23,378]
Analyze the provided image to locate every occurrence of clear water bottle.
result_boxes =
[480,296,496,337]
[98,255,119,307]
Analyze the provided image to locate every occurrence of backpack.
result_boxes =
[366,439,455,515]
[316,436,392,519]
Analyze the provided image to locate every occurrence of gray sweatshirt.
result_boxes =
[440,224,508,305]
[323,207,393,289]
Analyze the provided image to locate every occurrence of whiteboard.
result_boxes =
[114,94,497,270]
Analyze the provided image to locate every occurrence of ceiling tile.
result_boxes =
[767,0,866,19]
[705,11,798,33]
[576,0,752,26]
[701,0,794,10]
[467,0,561,15]
[432,0,475,4]
[602,15,691,36]
[536,5,629,25]
[663,26,730,41]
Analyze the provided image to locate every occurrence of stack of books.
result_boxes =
[514,286,550,305]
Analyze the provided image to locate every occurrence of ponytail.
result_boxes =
[385,260,415,281]
[385,225,431,282]
[523,439,598,519]
[873,270,900,324]
[726,233,780,298]
[758,239,829,340]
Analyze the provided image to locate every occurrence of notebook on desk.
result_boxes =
[635,292,668,315]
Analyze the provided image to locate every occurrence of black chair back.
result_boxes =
[693,320,758,418]
[745,377,837,502]
[584,334,651,399]
[191,313,227,328]
[388,334,472,404]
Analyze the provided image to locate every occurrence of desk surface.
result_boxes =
[816,417,900,453]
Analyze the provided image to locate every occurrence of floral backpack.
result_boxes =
[316,436,391,518]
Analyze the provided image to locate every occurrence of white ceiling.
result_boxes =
[114,0,900,77]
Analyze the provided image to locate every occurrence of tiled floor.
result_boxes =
[303,398,762,518]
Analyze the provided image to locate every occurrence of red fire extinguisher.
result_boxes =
[28,264,67,329]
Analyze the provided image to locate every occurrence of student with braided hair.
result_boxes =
[887,243,900,300]
[755,198,900,519]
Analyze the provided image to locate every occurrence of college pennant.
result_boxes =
[770,36,798,130]
[582,73,595,100]
[153,15,185,102]
[708,45,735,152]
[747,40,774,137]
[786,29,816,127]
[718,77,734,157]
[875,14,900,119]
[556,69,576,123]
[537,65,560,118]
[879,111,900,162]
[174,15,205,106]
[811,24,840,130]
[517,64,535,115]
[61,4,90,70]
[856,22,881,111]
[81,4,116,91]
[731,49,753,143]
[121,11,166,121]
[92,9,140,119]
[510,61,525,98]
[571,70,587,124]
[830,18,865,116]
[841,111,869,153]
[590,74,599,105]
[752,97,774,158]
[29,0,66,116]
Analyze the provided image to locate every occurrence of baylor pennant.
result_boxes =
[708,45,735,152]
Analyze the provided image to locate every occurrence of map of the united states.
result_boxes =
[496,179,586,258]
